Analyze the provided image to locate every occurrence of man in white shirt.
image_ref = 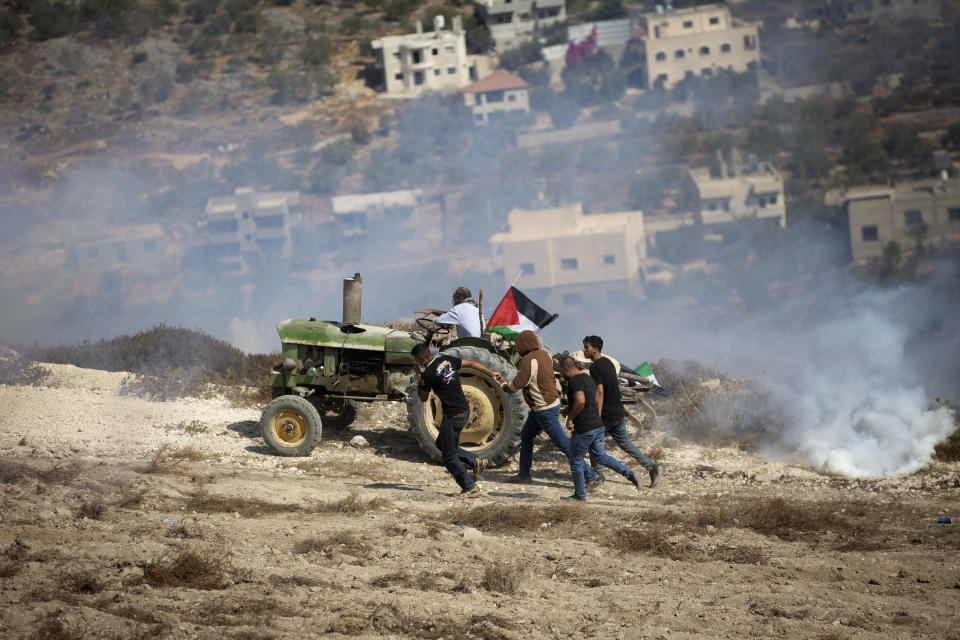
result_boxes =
[415,287,482,338]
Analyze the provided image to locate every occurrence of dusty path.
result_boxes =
[1,365,958,639]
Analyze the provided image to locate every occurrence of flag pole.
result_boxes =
[509,269,523,288]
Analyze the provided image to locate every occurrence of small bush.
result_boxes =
[482,562,523,594]
[294,531,370,558]
[301,36,331,66]
[0,356,47,386]
[311,490,393,514]
[185,0,220,24]
[443,503,580,533]
[320,138,355,166]
[350,122,371,146]
[76,501,105,520]
[142,549,228,589]
[64,569,102,593]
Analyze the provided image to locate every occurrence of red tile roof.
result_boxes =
[459,70,528,94]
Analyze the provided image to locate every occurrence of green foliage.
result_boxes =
[350,123,372,146]
[340,15,366,35]
[629,173,666,211]
[538,21,567,47]
[139,74,173,104]
[547,94,580,129]
[28,1,77,40]
[314,67,338,96]
[233,11,260,33]
[498,41,543,71]
[465,23,491,54]
[302,36,332,66]
[586,0,626,20]
[384,0,423,22]
[131,50,148,65]
[943,121,960,150]
[882,123,930,166]
[225,0,256,16]
[202,13,230,35]
[376,114,390,137]
[747,124,781,160]
[0,11,24,47]
[78,0,137,21]
[268,69,310,105]
[307,166,341,194]
[321,138,356,166]
[189,34,218,57]
[185,0,219,24]
[518,66,550,88]
[176,62,199,83]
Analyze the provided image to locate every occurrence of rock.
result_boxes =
[460,527,482,540]
[156,487,184,498]
[37,510,55,522]
[349,435,370,448]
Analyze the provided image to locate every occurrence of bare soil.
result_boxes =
[1,364,958,639]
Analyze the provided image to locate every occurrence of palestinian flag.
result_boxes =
[634,362,660,387]
[485,287,558,340]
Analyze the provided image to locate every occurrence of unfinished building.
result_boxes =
[475,0,566,51]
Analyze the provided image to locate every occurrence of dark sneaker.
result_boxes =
[561,494,586,501]
[629,470,642,491]
[585,479,601,493]
[457,485,483,499]
[507,474,533,484]
[649,464,661,489]
[472,458,489,482]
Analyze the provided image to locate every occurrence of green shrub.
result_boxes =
[139,74,173,104]
[225,0,256,16]
[0,12,24,47]
[131,50,148,65]
[233,11,259,33]
[301,36,331,66]
[350,122,371,146]
[189,34,218,57]
[176,62,199,83]
[185,0,219,23]
[268,68,309,105]
[202,13,230,36]
[321,138,356,166]
[28,1,77,40]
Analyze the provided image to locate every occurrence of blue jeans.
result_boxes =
[571,427,631,499]
[590,416,655,481]
[517,405,597,483]
[436,411,477,491]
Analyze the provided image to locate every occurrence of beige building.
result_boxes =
[204,187,302,273]
[372,17,486,97]
[75,224,174,273]
[689,150,786,228]
[489,203,647,309]
[832,181,960,264]
[331,188,423,238]
[637,2,760,90]
[476,0,566,52]
[460,71,530,124]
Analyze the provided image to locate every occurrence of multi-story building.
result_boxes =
[475,0,566,52]
[459,71,530,124]
[74,224,173,273]
[832,180,960,264]
[489,203,647,309]
[689,149,786,228]
[331,189,423,238]
[636,2,760,90]
[371,16,487,97]
[204,187,301,273]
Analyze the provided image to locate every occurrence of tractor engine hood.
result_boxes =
[277,318,422,358]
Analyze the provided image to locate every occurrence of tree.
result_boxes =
[882,123,930,167]
[302,36,332,66]
[498,41,543,71]
[629,174,666,211]
[941,121,960,150]
[350,122,371,146]
[747,124,781,160]
[547,94,579,129]
[321,138,356,166]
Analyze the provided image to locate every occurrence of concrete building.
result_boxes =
[459,71,530,124]
[636,2,760,90]
[689,150,786,228]
[75,224,173,273]
[489,203,647,309]
[204,187,302,273]
[831,180,960,264]
[476,0,566,52]
[371,16,486,97]
[331,189,423,238]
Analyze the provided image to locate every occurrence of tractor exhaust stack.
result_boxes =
[343,273,362,325]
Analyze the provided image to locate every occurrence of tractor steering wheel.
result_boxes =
[416,317,451,335]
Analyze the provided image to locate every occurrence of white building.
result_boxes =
[689,150,786,228]
[489,203,647,309]
[636,2,760,90]
[331,189,423,238]
[204,187,302,273]
[476,0,566,51]
[459,71,530,124]
[74,224,174,273]
[371,16,486,97]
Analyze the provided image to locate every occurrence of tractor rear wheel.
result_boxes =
[406,345,527,468]
[260,395,322,457]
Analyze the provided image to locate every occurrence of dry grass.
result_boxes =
[115,486,147,508]
[139,445,180,474]
[442,503,581,533]
[267,574,336,589]
[326,604,518,639]
[709,544,769,565]
[0,355,48,386]
[168,444,212,462]
[171,420,208,435]
[482,562,524,594]
[141,549,229,590]
[294,531,371,559]
[370,569,458,591]
[64,568,103,593]
[932,409,960,462]
[185,489,301,518]
[0,460,85,485]
[608,523,696,560]
[646,443,665,462]
[311,490,394,514]
[76,501,105,520]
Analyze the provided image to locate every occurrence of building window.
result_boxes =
[721,43,731,53]
[699,46,710,55]
[414,71,424,85]
[392,51,400,59]
[431,47,438,55]
[561,258,579,270]
[861,225,879,242]
[86,247,98,258]
[709,16,719,24]
[562,292,582,305]
[245,234,252,242]
[474,114,484,122]
[447,66,456,74]
[701,68,712,76]
[486,89,505,103]
[603,254,616,265]
[655,73,668,85]
[744,35,757,50]
[674,49,685,59]
[394,72,403,80]
[655,51,666,61]
[708,203,717,211]
[412,50,422,63]
[758,198,766,208]
[949,207,960,221]
[723,201,730,212]
[445,45,454,53]
[143,239,157,252]
[242,210,249,218]
[904,210,923,226]
[433,68,440,76]
[770,194,778,204]
[507,93,516,102]
[682,20,693,28]
[520,262,535,274]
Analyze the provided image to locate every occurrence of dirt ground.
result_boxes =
[1,364,958,640]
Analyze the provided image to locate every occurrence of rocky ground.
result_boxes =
[1,363,959,639]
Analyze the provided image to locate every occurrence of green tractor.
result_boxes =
[259,274,528,466]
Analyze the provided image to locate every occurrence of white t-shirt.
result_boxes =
[434,302,482,338]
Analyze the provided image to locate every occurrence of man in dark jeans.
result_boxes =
[583,335,661,489]
[559,356,641,501]
[412,342,504,498]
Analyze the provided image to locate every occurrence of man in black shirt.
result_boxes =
[412,342,505,498]
[583,335,661,489]
[559,356,641,501]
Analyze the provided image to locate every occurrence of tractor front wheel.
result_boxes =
[260,395,322,457]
